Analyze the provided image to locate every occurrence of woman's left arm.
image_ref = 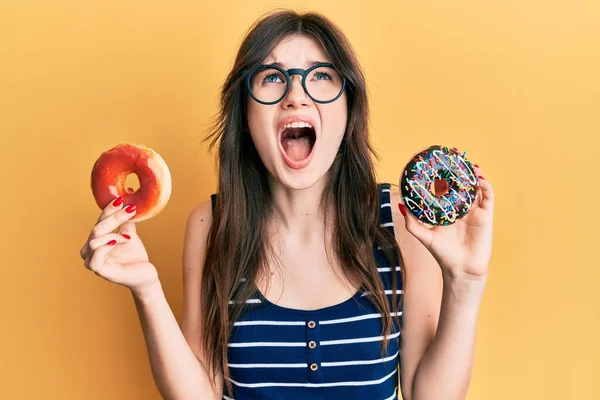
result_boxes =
[390,165,494,400]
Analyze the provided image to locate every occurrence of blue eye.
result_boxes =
[314,70,333,80]
[264,73,283,83]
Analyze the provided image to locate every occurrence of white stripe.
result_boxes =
[361,290,403,297]
[381,189,391,193]
[321,331,400,346]
[228,299,262,305]
[228,341,306,347]
[234,320,305,326]
[233,311,402,327]
[380,203,391,209]
[377,266,401,272]
[227,350,399,369]
[320,311,402,325]
[240,277,247,282]
[321,350,399,367]
[228,362,308,368]
[223,396,234,400]
[384,387,398,400]
[229,367,397,388]
[229,331,400,348]
[380,222,394,228]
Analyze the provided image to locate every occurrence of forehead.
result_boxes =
[263,34,331,68]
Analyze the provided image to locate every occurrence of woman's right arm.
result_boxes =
[131,199,222,400]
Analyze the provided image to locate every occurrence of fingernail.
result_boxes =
[107,240,117,246]
[112,196,123,207]
[125,204,137,213]
[473,164,479,168]
[451,147,458,152]
[398,203,407,217]
[121,234,131,239]
[479,176,485,180]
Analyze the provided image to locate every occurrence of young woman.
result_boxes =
[80,10,494,400]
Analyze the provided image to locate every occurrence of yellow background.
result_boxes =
[1,1,598,399]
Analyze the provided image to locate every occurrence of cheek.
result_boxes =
[322,98,348,144]
[247,101,275,153]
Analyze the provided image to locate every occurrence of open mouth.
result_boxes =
[279,122,317,168]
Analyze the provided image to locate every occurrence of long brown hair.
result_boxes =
[201,9,404,397]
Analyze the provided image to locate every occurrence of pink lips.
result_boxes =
[277,115,318,170]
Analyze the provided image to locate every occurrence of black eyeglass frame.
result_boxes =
[244,62,347,105]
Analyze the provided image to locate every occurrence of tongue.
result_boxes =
[282,137,312,161]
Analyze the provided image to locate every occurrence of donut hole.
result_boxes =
[431,178,450,197]
[124,173,141,194]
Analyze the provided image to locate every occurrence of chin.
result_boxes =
[270,157,332,192]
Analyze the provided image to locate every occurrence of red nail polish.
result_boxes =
[398,203,407,217]
[479,176,485,180]
[107,240,117,246]
[121,234,131,239]
[112,197,123,207]
[125,204,137,213]
[473,164,479,168]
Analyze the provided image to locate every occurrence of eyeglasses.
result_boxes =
[245,62,346,105]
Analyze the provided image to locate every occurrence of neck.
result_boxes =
[267,174,333,239]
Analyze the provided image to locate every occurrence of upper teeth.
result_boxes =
[283,121,313,129]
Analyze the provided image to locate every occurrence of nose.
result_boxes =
[281,75,311,109]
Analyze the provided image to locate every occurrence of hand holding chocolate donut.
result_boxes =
[398,145,494,278]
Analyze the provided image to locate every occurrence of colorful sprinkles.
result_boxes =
[400,145,478,226]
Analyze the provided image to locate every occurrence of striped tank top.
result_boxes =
[211,183,403,400]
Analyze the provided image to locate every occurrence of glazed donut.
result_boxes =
[90,143,172,223]
[400,145,478,226]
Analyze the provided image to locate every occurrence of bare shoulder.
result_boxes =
[388,186,443,399]
[180,197,214,358]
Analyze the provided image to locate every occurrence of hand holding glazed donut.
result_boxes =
[398,146,495,280]
[82,143,172,293]
[79,196,159,293]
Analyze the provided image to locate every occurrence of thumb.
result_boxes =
[398,203,433,248]
[118,221,137,236]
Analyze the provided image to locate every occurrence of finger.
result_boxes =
[83,236,120,270]
[87,240,119,272]
[118,221,137,236]
[476,176,494,211]
[81,233,127,261]
[91,204,137,239]
[469,164,484,208]
[97,196,126,224]
[86,232,131,257]
[81,196,126,259]
[397,203,434,248]
[83,234,129,269]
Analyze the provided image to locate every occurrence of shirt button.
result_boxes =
[310,363,319,371]
[307,320,316,328]
[308,340,317,349]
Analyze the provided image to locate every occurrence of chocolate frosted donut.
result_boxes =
[400,145,478,226]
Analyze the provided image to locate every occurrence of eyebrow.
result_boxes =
[267,60,329,69]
